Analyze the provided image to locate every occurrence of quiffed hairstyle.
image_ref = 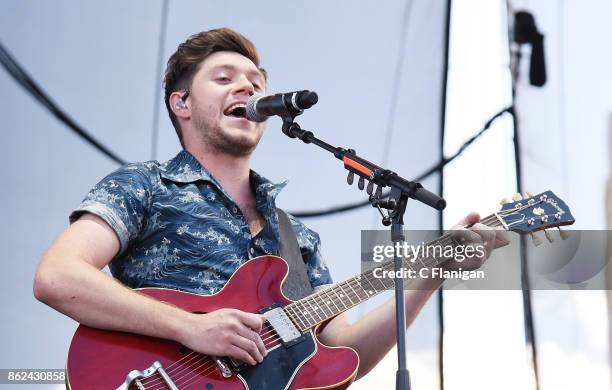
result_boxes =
[164,28,265,144]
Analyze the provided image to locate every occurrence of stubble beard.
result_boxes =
[192,103,263,157]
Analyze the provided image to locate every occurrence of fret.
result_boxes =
[344,279,364,304]
[322,288,342,313]
[360,276,376,295]
[338,284,356,308]
[313,291,334,318]
[369,268,389,291]
[331,286,350,310]
[361,273,379,296]
[339,282,358,306]
[305,297,325,323]
[286,216,504,331]
[284,304,307,331]
[303,300,320,325]
[354,275,377,300]
[416,253,427,269]
[296,300,317,328]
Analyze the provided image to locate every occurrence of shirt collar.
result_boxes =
[159,149,214,183]
[160,150,287,203]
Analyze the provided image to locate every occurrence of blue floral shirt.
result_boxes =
[69,150,332,295]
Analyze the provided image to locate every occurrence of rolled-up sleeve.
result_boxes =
[69,165,152,254]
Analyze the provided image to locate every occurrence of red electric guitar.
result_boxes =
[66,191,574,389]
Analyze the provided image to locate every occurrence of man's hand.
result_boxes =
[446,212,509,271]
[179,308,268,365]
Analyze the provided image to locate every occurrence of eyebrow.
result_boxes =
[211,64,264,81]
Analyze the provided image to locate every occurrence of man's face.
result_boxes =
[187,51,266,156]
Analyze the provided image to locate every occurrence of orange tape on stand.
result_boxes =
[343,156,373,179]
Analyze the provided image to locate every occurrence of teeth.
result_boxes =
[225,103,246,114]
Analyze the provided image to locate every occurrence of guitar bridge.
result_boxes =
[116,360,178,390]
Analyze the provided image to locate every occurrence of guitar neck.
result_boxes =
[283,213,503,332]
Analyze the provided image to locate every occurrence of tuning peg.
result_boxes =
[375,185,383,198]
[530,232,543,246]
[366,181,374,195]
[544,229,554,243]
[358,176,365,190]
[512,193,523,201]
[347,172,354,185]
[558,227,570,240]
[500,197,511,205]
[525,191,534,198]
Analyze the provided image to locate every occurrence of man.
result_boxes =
[34,28,504,380]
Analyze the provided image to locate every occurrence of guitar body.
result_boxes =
[66,256,359,389]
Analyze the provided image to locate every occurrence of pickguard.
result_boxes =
[237,331,316,390]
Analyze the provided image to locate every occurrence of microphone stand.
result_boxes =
[280,117,446,390]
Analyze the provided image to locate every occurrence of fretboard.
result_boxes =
[283,213,502,331]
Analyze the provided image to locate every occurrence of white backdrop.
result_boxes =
[511,1,612,389]
[3,1,609,389]
[0,1,448,389]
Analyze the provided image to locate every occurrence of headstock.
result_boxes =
[496,191,575,241]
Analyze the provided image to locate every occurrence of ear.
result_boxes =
[169,91,190,119]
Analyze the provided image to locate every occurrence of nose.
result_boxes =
[234,74,255,96]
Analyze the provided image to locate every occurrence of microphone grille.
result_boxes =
[246,93,266,122]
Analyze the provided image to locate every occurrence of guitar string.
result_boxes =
[140,322,281,388]
[283,215,504,330]
[146,206,543,389]
[142,231,491,390]
[141,215,504,388]
[141,329,282,389]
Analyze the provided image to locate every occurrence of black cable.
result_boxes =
[0,36,512,223]
[379,0,415,169]
[508,3,541,388]
[291,106,513,218]
[437,0,453,388]
[150,0,169,160]
[0,41,127,165]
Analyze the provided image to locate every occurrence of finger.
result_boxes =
[452,228,483,247]
[494,227,511,248]
[230,334,263,364]
[455,212,481,227]
[471,224,496,258]
[235,311,265,333]
[237,325,267,357]
[227,345,257,366]
[462,244,486,268]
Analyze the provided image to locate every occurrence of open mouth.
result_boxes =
[224,102,247,119]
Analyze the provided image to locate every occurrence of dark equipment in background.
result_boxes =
[513,11,547,87]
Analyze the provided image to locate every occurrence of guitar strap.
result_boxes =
[276,208,314,301]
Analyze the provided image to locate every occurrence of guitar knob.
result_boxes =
[544,229,554,243]
[558,227,570,240]
[530,232,543,246]
[500,197,511,205]
[512,193,523,201]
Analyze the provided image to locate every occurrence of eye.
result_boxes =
[253,82,263,91]
[216,76,231,83]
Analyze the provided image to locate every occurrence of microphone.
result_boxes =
[246,90,318,122]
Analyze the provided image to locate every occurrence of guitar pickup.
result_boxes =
[260,305,305,347]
